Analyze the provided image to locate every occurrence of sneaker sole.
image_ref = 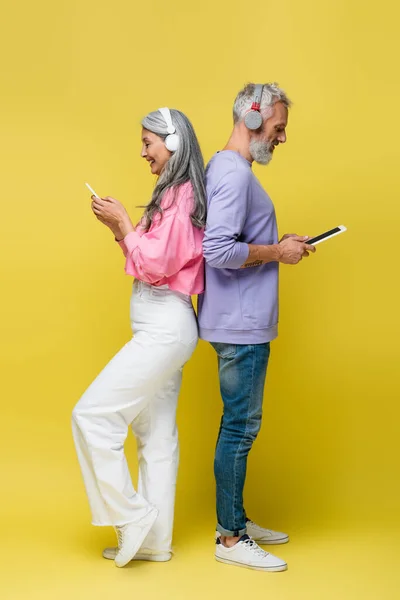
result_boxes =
[254,536,290,545]
[115,508,159,568]
[103,549,171,562]
[215,555,288,572]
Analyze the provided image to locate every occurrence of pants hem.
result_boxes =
[216,523,247,537]
[91,506,156,528]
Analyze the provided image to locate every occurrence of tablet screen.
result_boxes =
[306,227,342,245]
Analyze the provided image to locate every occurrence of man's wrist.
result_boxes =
[241,243,281,268]
[271,243,282,262]
[258,244,281,263]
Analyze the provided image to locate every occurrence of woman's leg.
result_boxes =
[72,330,190,527]
[131,368,182,553]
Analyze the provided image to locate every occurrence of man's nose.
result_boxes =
[278,131,287,144]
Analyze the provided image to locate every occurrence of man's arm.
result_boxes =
[203,169,315,269]
[240,244,281,268]
[241,236,315,268]
[202,170,251,269]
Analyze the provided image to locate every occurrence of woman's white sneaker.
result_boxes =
[114,507,159,568]
[215,534,288,572]
[246,520,289,545]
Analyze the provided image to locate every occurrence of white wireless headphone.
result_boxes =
[244,84,264,130]
[158,107,180,152]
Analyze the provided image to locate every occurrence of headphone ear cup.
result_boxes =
[245,110,263,131]
[165,134,179,152]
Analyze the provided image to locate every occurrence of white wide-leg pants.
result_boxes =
[72,280,198,552]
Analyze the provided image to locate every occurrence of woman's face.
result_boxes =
[141,128,172,176]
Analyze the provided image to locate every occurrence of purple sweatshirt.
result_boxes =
[197,150,279,344]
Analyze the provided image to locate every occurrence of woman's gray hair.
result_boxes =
[140,109,206,230]
[233,82,292,124]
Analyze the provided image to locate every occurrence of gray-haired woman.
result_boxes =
[72,108,206,567]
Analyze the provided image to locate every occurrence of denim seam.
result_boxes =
[231,344,255,532]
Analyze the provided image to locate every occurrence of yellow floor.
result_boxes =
[2,429,400,600]
[3,516,399,600]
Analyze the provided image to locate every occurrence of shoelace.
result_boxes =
[241,537,269,557]
[116,527,124,549]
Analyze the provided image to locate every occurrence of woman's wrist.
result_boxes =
[111,226,124,241]
[118,218,134,239]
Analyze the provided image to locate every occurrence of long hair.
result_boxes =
[140,109,206,231]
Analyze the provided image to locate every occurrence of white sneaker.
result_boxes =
[103,546,171,562]
[215,534,287,572]
[114,507,159,568]
[246,519,289,545]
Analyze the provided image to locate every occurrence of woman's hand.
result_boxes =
[91,196,134,240]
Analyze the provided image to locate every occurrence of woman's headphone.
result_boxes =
[244,84,264,130]
[158,107,180,152]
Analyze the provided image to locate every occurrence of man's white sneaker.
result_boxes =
[215,534,287,572]
[246,519,289,545]
[114,507,158,568]
[103,546,171,562]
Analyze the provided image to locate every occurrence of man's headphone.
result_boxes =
[244,84,264,130]
[158,107,180,152]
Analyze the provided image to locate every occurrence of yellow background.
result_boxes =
[1,0,399,598]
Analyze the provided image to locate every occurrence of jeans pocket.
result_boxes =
[211,342,237,359]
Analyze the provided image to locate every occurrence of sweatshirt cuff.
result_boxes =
[229,242,250,269]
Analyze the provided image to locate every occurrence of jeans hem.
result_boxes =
[216,523,247,537]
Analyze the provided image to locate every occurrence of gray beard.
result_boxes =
[249,139,273,165]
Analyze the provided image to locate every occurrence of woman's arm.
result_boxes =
[91,195,134,257]
[122,210,199,283]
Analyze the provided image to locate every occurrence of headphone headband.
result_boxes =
[244,84,264,130]
[158,107,176,134]
[251,84,264,111]
[157,107,179,152]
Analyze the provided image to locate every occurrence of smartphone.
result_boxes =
[306,225,347,246]
[85,182,101,199]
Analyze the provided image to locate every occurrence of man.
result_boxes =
[197,82,316,571]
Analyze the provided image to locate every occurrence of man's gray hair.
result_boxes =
[233,82,292,124]
[141,109,206,230]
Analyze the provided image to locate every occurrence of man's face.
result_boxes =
[249,101,288,165]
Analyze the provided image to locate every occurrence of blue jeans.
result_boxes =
[211,342,270,537]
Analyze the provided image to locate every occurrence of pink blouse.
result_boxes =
[118,181,204,295]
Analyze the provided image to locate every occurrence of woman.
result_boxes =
[72,107,206,568]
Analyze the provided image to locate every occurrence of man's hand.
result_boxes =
[278,235,316,264]
[91,196,134,239]
[279,233,306,242]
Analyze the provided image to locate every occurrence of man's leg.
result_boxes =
[210,342,287,571]
[211,342,270,540]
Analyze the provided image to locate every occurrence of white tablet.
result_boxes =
[306,225,347,246]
